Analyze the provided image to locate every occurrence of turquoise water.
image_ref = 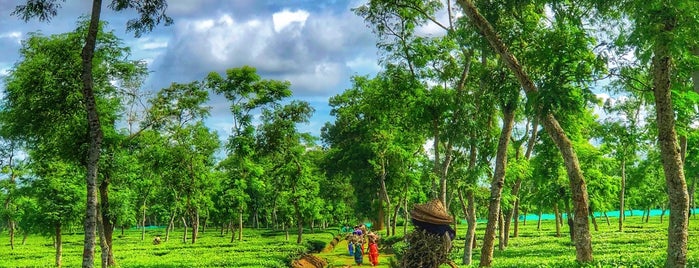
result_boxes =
[464,208,699,224]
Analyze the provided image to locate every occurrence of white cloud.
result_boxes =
[0,31,22,44]
[272,9,310,32]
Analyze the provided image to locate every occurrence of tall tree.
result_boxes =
[12,1,171,266]
[205,66,292,240]
[456,0,596,262]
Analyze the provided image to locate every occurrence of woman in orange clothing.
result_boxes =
[367,233,379,266]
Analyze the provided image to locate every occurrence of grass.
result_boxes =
[0,227,338,267]
[320,215,699,268]
[1,216,697,267]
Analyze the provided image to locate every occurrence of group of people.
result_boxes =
[346,224,379,266]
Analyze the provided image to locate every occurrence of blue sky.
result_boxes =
[0,0,383,139]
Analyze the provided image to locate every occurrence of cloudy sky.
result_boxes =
[0,0,383,139]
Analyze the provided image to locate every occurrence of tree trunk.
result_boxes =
[181,217,187,243]
[457,0,593,262]
[99,178,115,266]
[590,207,599,232]
[56,223,63,268]
[97,205,109,268]
[81,1,105,267]
[522,209,527,226]
[9,220,15,250]
[404,196,409,236]
[22,232,28,245]
[620,157,626,232]
[650,19,690,267]
[191,209,199,244]
[234,221,239,243]
[238,209,243,241]
[554,204,561,237]
[165,213,174,242]
[513,200,520,237]
[479,107,515,266]
[391,201,401,236]
[565,200,574,242]
[537,210,542,231]
[141,199,147,241]
[459,187,477,266]
[604,212,610,226]
[661,207,667,224]
[498,207,504,251]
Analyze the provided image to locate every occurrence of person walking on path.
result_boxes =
[367,233,379,266]
[353,237,364,266]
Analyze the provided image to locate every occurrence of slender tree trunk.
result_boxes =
[522,209,527,226]
[458,0,593,262]
[191,209,199,244]
[81,1,105,267]
[661,207,667,224]
[479,108,515,266]
[554,204,561,237]
[459,187,477,266]
[9,220,15,250]
[165,213,174,242]
[537,210,542,231]
[141,199,147,241]
[404,196,409,236]
[97,205,108,268]
[565,200,574,242]
[620,157,626,232]
[513,200,520,237]
[56,223,63,268]
[99,178,115,266]
[238,209,243,241]
[22,232,27,245]
[181,217,187,243]
[604,212,610,226]
[651,17,690,267]
[293,199,304,244]
[221,223,225,236]
[498,208,505,251]
[590,208,599,232]
[391,202,401,236]
[234,221,239,243]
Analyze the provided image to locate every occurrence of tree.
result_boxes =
[457,0,596,262]
[257,101,317,243]
[12,1,171,266]
[205,66,291,241]
[23,159,86,268]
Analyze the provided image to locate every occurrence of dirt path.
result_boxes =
[315,235,394,268]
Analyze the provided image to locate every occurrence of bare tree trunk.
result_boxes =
[537,210,542,231]
[99,178,115,266]
[479,108,515,266]
[457,0,593,262]
[81,1,105,267]
[22,232,27,245]
[141,199,147,241]
[651,21,690,267]
[554,204,561,237]
[620,157,626,232]
[191,209,199,244]
[458,187,477,266]
[165,213,174,242]
[181,217,188,243]
[498,208,504,251]
[404,197,409,236]
[513,200,520,237]
[590,207,599,232]
[238,209,243,241]
[97,205,109,268]
[565,200,574,242]
[9,220,14,250]
[604,212,610,226]
[234,221,239,243]
[56,223,63,268]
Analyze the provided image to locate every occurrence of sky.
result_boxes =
[0,0,384,140]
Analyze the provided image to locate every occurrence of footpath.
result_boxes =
[314,234,394,268]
